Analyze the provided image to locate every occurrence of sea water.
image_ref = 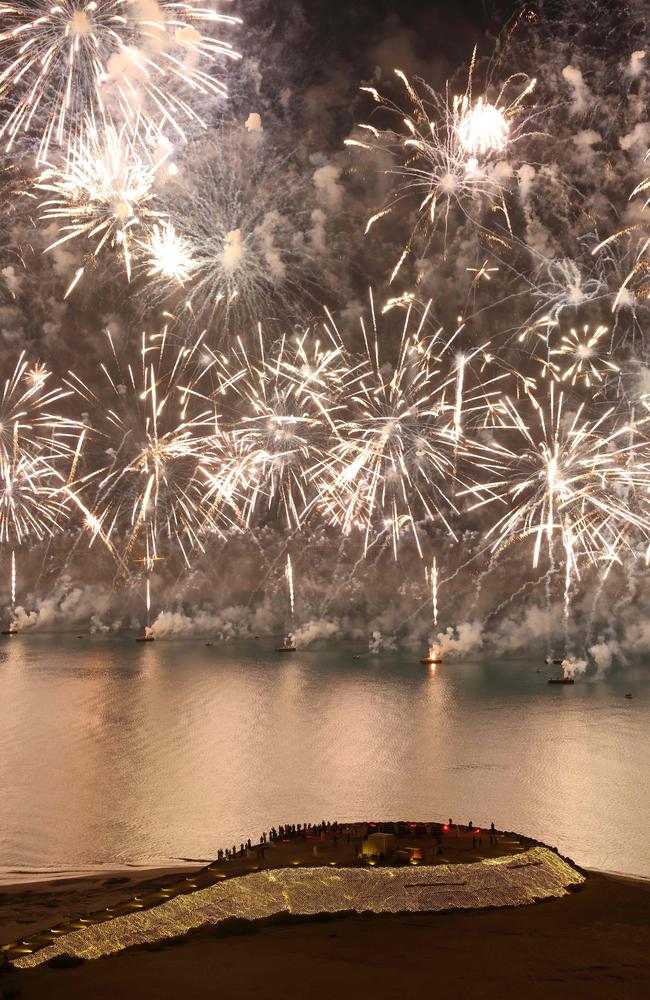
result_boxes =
[0,634,648,880]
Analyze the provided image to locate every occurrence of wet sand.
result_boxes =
[1,829,649,998]
[0,867,196,946]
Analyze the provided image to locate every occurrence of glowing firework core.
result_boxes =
[457,98,510,157]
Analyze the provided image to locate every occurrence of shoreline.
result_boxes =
[2,825,650,998]
[3,860,650,896]
[0,863,203,889]
[0,818,551,950]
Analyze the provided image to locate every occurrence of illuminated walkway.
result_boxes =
[14,847,584,967]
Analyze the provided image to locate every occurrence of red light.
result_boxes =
[475,829,480,834]
[443,825,449,831]
[409,823,417,828]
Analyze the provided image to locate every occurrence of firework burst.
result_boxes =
[345,50,536,279]
[214,324,346,530]
[549,324,620,388]
[463,384,650,571]
[313,293,508,558]
[0,353,79,462]
[141,131,336,333]
[64,327,219,574]
[140,219,196,285]
[0,448,69,546]
[38,115,167,295]
[0,0,241,160]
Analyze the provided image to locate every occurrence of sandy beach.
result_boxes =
[1,872,649,999]
[1,825,649,998]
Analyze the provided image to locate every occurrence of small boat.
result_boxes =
[548,677,574,685]
[205,642,213,647]
[276,635,296,652]
[136,634,155,643]
[352,654,361,660]
[624,692,633,699]
[1,626,17,636]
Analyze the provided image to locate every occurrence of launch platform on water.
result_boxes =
[548,677,574,685]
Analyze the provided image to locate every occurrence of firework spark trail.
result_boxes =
[345,51,536,277]
[481,570,551,627]
[593,163,650,329]
[285,553,294,619]
[313,291,512,558]
[0,0,241,160]
[38,114,169,295]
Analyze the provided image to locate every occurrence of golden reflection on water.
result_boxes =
[0,635,648,878]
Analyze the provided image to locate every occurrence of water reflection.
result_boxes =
[0,635,648,878]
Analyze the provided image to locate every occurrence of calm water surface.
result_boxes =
[1,635,648,880]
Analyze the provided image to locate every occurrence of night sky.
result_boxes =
[1,1,650,666]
